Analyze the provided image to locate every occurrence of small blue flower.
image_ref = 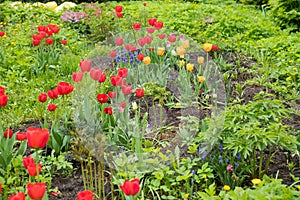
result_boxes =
[237,153,241,160]
[225,158,229,163]
[191,170,195,175]
[235,162,239,167]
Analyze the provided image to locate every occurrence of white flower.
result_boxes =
[132,102,138,110]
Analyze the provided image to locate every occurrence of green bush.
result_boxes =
[269,0,300,31]
[238,0,268,6]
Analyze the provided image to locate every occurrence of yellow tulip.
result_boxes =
[186,63,194,71]
[143,56,151,65]
[198,76,205,83]
[203,43,212,52]
[157,47,165,56]
[197,56,204,64]
[181,40,190,49]
[45,1,58,10]
[176,46,186,57]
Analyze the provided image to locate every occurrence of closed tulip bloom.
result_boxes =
[197,56,204,64]
[97,94,109,103]
[132,23,141,30]
[148,18,157,26]
[72,72,84,82]
[144,35,152,44]
[121,85,132,95]
[108,91,116,98]
[0,94,8,106]
[45,38,53,45]
[110,75,122,86]
[3,128,13,138]
[32,39,40,46]
[135,88,144,98]
[48,24,59,34]
[26,127,50,149]
[115,38,124,46]
[198,76,205,83]
[80,60,92,72]
[116,12,123,18]
[0,86,4,95]
[146,27,155,34]
[143,56,151,65]
[27,182,46,200]
[98,72,106,83]
[154,21,163,29]
[38,93,47,103]
[203,43,212,52]
[61,40,67,45]
[120,178,140,196]
[212,45,218,51]
[137,54,144,61]
[157,47,165,56]
[0,183,2,194]
[168,35,176,43]
[16,132,27,141]
[103,107,113,115]
[90,68,102,81]
[0,32,5,37]
[186,63,194,71]
[118,68,128,78]
[158,34,166,40]
[77,190,94,200]
[47,88,59,99]
[23,156,35,169]
[27,163,42,176]
[115,5,123,12]
[47,104,57,111]
[8,192,26,200]
[109,50,117,58]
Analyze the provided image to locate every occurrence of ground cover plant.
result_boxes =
[0,0,299,199]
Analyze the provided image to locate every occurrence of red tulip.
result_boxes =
[72,72,84,82]
[144,36,152,44]
[16,132,27,141]
[118,68,128,78]
[110,50,117,58]
[38,93,47,103]
[27,163,42,176]
[138,38,145,46]
[124,44,132,51]
[97,94,108,103]
[135,88,144,98]
[57,82,74,95]
[0,94,8,106]
[143,2,146,6]
[32,34,43,41]
[98,72,107,83]
[48,24,59,34]
[121,85,132,95]
[115,5,123,12]
[45,38,53,45]
[104,107,113,115]
[212,45,218,51]
[116,12,123,18]
[132,23,141,31]
[120,178,140,196]
[90,68,102,81]
[27,182,46,200]
[0,32,5,37]
[8,192,26,200]
[168,34,176,43]
[32,39,40,46]
[47,88,59,99]
[110,75,122,86]
[80,60,92,72]
[47,104,57,111]
[158,34,166,39]
[148,18,157,26]
[120,102,126,109]
[3,128,13,138]
[137,54,144,61]
[146,27,155,34]
[39,32,47,38]
[77,190,94,200]
[0,86,4,95]
[23,156,34,169]
[0,183,2,194]
[108,91,116,98]
[115,38,124,46]
[154,21,164,29]
[26,127,50,149]
[61,40,67,45]
[37,26,48,33]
